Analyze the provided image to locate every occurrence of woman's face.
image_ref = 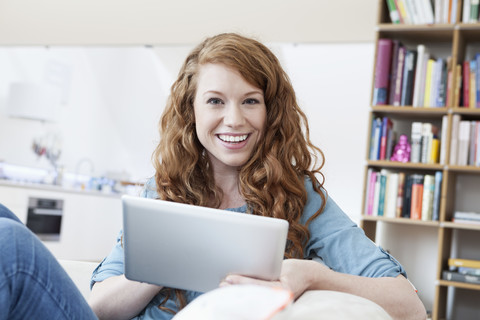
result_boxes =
[193,63,267,173]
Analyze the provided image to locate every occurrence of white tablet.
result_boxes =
[122,195,289,293]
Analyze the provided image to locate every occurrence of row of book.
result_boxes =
[373,40,452,108]
[386,0,460,25]
[370,116,444,164]
[364,170,443,221]
[460,55,480,108]
[443,258,480,285]
[450,116,480,166]
[453,210,480,224]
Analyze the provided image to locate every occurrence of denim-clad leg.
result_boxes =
[0,204,98,320]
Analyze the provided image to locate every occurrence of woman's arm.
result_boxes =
[89,275,162,320]
[221,259,426,320]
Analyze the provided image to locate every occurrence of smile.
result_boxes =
[217,134,249,143]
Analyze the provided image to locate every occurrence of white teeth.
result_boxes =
[218,134,248,143]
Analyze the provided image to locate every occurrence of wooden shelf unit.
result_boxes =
[362,1,480,319]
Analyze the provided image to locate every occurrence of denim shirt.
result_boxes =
[91,177,405,319]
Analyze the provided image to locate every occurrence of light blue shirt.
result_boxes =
[91,177,405,319]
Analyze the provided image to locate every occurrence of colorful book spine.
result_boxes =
[412,45,426,107]
[470,60,476,108]
[463,60,470,107]
[424,59,435,107]
[393,46,406,106]
[388,40,401,105]
[385,172,399,218]
[377,170,389,216]
[410,174,424,220]
[449,258,480,269]
[401,174,414,218]
[401,50,417,106]
[366,170,377,215]
[471,0,480,23]
[432,171,443,221]
[411,122,423,163]
[373,39,393,106]
[386,0,401,23]
[370,117,383,160]
[476,53,480,108]
[396,172,405,217]
[421,174,435,221]
[380,117,394,160]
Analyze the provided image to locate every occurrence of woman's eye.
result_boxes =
[243,98,259,105]
[207,98,223,105]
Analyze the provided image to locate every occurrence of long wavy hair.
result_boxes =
[151,33,326,313]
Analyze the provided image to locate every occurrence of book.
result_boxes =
[388,40,402,105]
[432,171,443,221]
[457,120,471,166]
[471,0,480,23]
[454,64,462,107]
[410,174,424,220]
[401,50,418,106]
[439,115,449,164]
[377,170,390,216]
[435,0,444,23]
[449,114,461,165]
[453,211,480,223]
[395,0,409,23]
[393,46,406,106]
[470,60,476,108]
[411,122,423,163]
[443,270,480,284]
[421,174,435,221]
[469,121,477,165]
[463,0,471,23]
[384,172,399,218]
[421,123,433,163]
[372,172,382,216]
[380,117,394,160]
[401,174,414,218]
[396,172,406,217]
[419,0,435,24]
[477,122,480,165]
[370,117,383,160]
[413,44,427,107]
[449,258,480,269]
[476,53,480,108]
[366,169,377,216]
[386,0,401,23]
[437,57,448,107]
[373,39,393,106]
[424,59,435,107]
[463,60,471,107]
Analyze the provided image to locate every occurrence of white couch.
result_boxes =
[59,260,392,320]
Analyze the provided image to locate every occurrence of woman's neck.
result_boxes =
[213,167,245,210]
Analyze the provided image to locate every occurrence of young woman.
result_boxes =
[0,33,426,320]
[88,33,426,319]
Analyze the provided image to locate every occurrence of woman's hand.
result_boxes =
[219,259,331,299]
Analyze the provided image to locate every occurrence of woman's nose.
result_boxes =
[223,104,245,128]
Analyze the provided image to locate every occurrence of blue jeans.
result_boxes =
[0,204,97,320]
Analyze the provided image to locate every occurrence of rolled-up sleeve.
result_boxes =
[90,230,125,288]
[302,178,406,279]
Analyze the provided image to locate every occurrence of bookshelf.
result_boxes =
[361,1,480,319]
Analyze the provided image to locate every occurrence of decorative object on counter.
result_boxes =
[390,134,411,163]
[32,132,63,185]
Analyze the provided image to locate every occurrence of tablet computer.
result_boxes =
[122,195,289,293]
